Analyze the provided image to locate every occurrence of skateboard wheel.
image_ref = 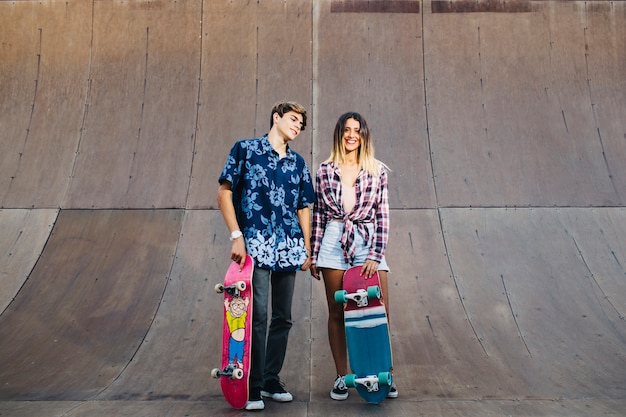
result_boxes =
[367,285,380,299]
[214,283,224,294]
[334,290,348,304]
[345,374,357,388]
[378,371,392,386]
[232,368,244,380]
[211,368,220,379]
[236,281,246,292]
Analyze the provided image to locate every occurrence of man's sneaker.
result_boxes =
[261,379,293,402]
[245,388,265,410]
[330,375,349,400]
[387,382,398,398]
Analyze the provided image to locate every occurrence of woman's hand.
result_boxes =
[310,264,321,280]
[360,259,380,279]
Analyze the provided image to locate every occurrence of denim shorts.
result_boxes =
[316,221,389,271]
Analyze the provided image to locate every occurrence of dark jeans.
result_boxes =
[249,267,296,391]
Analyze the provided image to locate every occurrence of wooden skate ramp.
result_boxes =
[0,210,183,400]
[0,1,625,416]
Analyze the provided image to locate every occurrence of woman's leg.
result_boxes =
[378,270,391,323]
[320,267,348,376]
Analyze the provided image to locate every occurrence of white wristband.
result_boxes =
[229,230,243,241]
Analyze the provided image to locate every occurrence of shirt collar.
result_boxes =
[261,135,295,161]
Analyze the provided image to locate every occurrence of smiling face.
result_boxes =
[330,111,374,168]
[274,110,304,142]
[342,117,361,154]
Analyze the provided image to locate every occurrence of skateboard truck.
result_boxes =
[345,372,392,393]
[214,281,247,297]
[334,285,381,308]
[211,363,244,380]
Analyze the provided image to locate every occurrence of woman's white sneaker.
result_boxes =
[330,375,349,400]
[387,382,398,398]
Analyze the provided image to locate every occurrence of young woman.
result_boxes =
[310,111,397,400]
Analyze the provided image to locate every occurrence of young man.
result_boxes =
[217,101,315,411]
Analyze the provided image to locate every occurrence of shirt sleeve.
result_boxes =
[297,159,316,209]
[310,165,327,264]
[218,140,245,188]
[368,166,389,262]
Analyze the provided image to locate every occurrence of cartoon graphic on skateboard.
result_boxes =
[335,265,393,404]
[211,255,254,409]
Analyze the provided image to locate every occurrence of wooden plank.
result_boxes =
[314,1,433,209]
[425,6,622,207]
[383,209,517,399]
[441,207,626,398]
[557,208,626,319]
[94,210,314,403]
[1,397,625,417]
[189,0,258,209]
[65,1,200,208]
[431,0,532,13]
[0,209,57,314]
[0,1,90,208]
[0,209,183,400]
[191,1,314,209]
[331,0,421,13]
[582,10,626,204]
[256,0,313,164]
[95,210,228,400]
[0,1,625,415]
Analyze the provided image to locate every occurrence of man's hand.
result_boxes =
[300,255,312,271]
[230,238,247,270]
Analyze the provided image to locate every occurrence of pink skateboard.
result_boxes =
[211,255,254,409]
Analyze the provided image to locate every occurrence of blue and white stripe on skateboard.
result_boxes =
[344,305,388,329]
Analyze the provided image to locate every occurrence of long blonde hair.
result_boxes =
[326,112,387,176]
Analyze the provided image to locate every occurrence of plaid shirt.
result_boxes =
[311,161,389,265]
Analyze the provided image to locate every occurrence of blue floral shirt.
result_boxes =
[219,135,315,271]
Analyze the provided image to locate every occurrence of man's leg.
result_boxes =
[262,271,296,399]
[250,268,270,397]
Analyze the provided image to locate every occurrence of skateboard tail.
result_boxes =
[345,307,393,404]
[346,322,393,404]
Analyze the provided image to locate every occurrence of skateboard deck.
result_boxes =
[335,265,393,404]
[211,255,254,409]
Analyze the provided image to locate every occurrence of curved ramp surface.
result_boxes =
[0,210,183,400]
[0,209,57,313]
[0,1,625,416]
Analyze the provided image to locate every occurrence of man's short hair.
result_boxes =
[270,101,307,131]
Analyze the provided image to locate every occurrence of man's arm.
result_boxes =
[297,205,312,271]
[217,181,246,269]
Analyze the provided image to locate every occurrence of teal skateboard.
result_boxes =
[335,265,393,403]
